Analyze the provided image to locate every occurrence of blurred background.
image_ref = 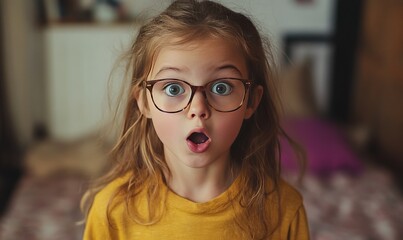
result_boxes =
[1,0,402,239]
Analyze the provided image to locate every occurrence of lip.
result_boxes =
[186,128,211,153]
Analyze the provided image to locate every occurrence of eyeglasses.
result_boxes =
[144,78,252,113]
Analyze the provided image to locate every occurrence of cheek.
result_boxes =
[148,103,181,144]
[146,95,165,140]
[213,111,245,145]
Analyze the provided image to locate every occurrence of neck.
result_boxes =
[164,156,235,203]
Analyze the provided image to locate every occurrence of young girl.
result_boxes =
[82,0,309,239]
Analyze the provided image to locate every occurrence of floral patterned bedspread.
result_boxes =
[0,174,86,240]
[286,165,403,240]
[1,166,402,240]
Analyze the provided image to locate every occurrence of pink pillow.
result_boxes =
[280,118,363,176]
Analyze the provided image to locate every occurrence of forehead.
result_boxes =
[149,37,248,78]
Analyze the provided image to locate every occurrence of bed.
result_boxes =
[290,165,403,240]
[281,117,403,240]
[0,173,85,239]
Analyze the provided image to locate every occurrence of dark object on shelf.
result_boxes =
[36,0,131,25]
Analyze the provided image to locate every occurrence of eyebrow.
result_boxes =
[216,64,243,77]
[154,64,244,78]
[154,66,183,78]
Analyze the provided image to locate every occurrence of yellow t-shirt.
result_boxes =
[83,174,310,240]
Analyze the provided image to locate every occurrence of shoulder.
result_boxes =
[94,174,130,205]
[278,179,303,208]
[275,179,310,239]
[88,173,132,222]
[263,178,304,215]
[265,178,303,206]
[83,174,132,239]
[272,178,304,222]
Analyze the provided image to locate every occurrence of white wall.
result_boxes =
[220,0,335,46]
[44,26,133,141]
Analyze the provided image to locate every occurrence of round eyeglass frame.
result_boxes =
[143,78,253,113]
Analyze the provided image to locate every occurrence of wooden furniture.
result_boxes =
[354,0,403,167]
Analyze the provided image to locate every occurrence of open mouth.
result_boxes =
[187,132,209,145]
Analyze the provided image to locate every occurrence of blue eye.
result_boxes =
[211,81,232,96]
[164,83,185,97]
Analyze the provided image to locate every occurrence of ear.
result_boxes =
[244,85,263,119]
[135,89,152,118]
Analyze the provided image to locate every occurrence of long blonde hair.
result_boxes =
[81,0,301,239]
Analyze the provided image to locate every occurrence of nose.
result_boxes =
[186,89,210,119]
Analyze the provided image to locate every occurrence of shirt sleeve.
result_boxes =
[287,204,310,240]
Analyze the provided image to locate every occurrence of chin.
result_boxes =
[182,157,214,169]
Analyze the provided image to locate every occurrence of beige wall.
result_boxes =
[1,0,45,146]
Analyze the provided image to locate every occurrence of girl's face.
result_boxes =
[141,37,261,170]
